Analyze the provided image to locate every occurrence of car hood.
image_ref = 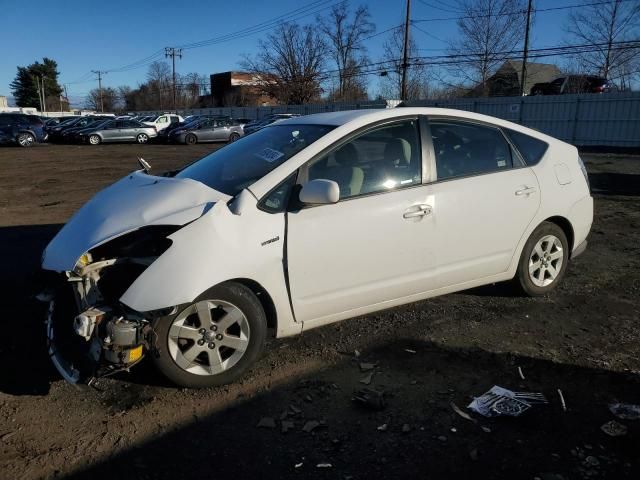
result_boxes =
[42,170,230,271]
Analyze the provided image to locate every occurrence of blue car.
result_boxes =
[0,113,47,147]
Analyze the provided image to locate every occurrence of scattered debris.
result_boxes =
[557,389,567,412]
[0,431,17,442]
[451,402,477,423]
[294,462,303,469]
[468,385,547,417]
[281,420,295,433]
[256,417,276,429]
[377,423,388,432]
[517,366,525,380]
[438,435,447,442]
[450,427,457,433]
[600,420,627,437]
[289,404,302,414]
[404,348,417,354]
[359,362,376,372]
[304,395,313,403]
[352,388,386,411]
[316,463,332,469]
[584,456,600,467]
[609,402,640,420]
[360,372,374,385]
[302,420,322,433]
[481,426,492,433]
[354,349,361,357]
[410,380,418,385]
[402,424,411,433]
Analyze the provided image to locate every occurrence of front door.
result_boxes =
[426,119,541,288]
[286,118,437,323]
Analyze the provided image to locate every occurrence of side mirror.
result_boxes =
[299,179,340,205]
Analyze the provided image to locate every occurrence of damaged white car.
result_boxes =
[40,108,593,388]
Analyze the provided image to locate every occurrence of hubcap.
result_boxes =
[529,234,564,287]
[90,136,99,145]
[167,300,250,376]
[138,134,148,143]
[18,134,33,146]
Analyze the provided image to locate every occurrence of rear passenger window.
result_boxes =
[504,129,548,166]
[430,121,514,181]
[307,120,422,200]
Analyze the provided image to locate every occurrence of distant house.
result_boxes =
[209,71,276,107]
[0,96,7,109]
[468,60,562,97]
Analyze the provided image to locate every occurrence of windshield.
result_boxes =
[176,124,334,195]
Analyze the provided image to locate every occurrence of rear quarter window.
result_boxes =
[504,129,548,166]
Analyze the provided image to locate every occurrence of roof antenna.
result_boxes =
[138,157,151,173]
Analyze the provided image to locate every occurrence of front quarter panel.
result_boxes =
[119,194,298,337]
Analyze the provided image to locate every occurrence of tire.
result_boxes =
[136,133,149,144]
[88,134,101,145]
[17,132,35,147]
[515,221,569,296]
[185,133,197,145]
[228,132,240,143]
[151,282,267,388]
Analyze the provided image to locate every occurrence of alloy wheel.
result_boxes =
[167,300,250,376]
[18,133,34,147]
[528,234,564,287]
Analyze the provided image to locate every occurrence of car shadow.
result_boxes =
[588,172,640,196]
[60,338,640,480]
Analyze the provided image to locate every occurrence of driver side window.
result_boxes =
[306,119,422,200]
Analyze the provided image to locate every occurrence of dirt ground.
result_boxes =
[0,143,639,480]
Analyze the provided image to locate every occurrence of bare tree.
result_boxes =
[86,87,118,112]
[379,27,430,100]
[243,23,326,104]
[319,3,375,101]
[448,0,527,96]
[566,0,640,86]
[146,61,171,109]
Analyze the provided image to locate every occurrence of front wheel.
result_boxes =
[17,132,35,147]
[151,282,267,388]
[515,221,569,296]
[88,134,101,145]
[136,133,149,144]
[185,133,197,145]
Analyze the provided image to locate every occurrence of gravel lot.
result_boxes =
[0,143,639,480]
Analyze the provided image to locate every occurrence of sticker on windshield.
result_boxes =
[256,147,285,163]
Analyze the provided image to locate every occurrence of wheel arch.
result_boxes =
[222,278,278,336]
[543,215,575,254]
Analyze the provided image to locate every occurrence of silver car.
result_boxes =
[81,119,158,145]
[169,118,244,145]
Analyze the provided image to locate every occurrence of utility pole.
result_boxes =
[34,76,43,113]
[165,47,183,112]
[520,0,533,96]
[41,75,47,113]
[63,84,69,111]
[400,0,411,102]
[92,70,106,112]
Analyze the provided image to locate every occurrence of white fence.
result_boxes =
[136,93,640,147]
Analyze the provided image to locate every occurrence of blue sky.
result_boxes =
[0,0,574,105]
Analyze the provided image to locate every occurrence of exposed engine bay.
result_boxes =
[42,226,179,385]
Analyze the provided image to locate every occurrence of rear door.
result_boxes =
[426,118,540,288]
[196,120,216,142]
[213,119,231,141]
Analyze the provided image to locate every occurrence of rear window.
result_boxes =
[504,129,548,166]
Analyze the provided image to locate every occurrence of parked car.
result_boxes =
[168,118,243,144]
[530,75,611,95]
[0,113,47,146]
[40,108,593,388]
[143,113,183,132]
[47,116,108,142]
[59,118,113,143]
[79,119,158,145]
[156,115,230,143]
[66,119,113,143]
[243,114,300,135]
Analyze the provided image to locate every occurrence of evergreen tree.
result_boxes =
[10,58,63,109]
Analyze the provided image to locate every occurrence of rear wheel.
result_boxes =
[185,133,197,145]
[515,221,569,296]
[136,133,149,144]
[17,132,35,147]
[88,134,101,145]
[151,282,267,388]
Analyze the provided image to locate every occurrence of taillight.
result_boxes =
[578,155,590,191]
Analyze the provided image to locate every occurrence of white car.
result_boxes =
[40,108,593,388]
[143,113,183,132]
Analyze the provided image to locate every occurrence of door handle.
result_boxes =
[403,204,432,219]
[515,186,537,196]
